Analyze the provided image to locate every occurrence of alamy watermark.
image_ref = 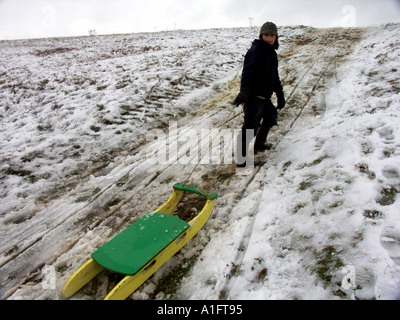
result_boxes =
[41,5,57,30]
[42,265,56,290]
[341,265,357,290]
[145,122,256,167]
[341,5,357,28]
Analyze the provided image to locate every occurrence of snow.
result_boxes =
[1,23,400,300]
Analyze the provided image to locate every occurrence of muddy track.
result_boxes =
[0,27,365,300]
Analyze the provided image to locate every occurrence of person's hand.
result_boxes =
[233,92,247,107]
[277,92,285,110]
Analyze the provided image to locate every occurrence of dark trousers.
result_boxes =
[237,97,277,164]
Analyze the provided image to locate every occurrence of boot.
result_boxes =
[236,134,263,168]
[254,124,272,154]
[254,143,272,154]
[237,160,263,168]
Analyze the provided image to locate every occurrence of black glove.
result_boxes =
[233,92,247,107]
[277,91,285,110]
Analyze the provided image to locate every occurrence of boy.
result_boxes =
[234,22,285,167]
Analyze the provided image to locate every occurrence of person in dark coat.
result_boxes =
[234,22,285,167]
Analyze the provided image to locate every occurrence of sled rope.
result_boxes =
[184,106,238,185]
[183,67,244,186]
[289,57,335,129]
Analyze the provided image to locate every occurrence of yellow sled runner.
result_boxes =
[63,183,218,300]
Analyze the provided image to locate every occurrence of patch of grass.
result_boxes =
[119,104,135,116]
[56,265,68,273]
[360,141,374,155]
[351,230,364,247]
[363,209,384,219]
[4,167,32,177]
[311,155,329,166]
[383,148,395,158]
[298,175,319,191]
[255,268,268,283]
[150,256,198,299]
[282,161,292,174]
[97,85,108,91]
[37,122,53,132]
[50,103,62,111]
[377,186,398,206]
[96,104,105,111]
[299,181,313,191]
[293,202,307,214]
[100,117,115,125]
[116,81,130,89]
[328,200,344,210]
[20,150,45,163]
[230,263,242,277]
[34,47,75,57]
[355,163,376,179]
[90,125,101,133]
[313,246,344,288]
[37,79,49,91]
[297,156,328,170]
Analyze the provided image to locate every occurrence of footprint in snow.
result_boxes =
[377,126,395,143]
[382,166,400,180]
[380,226,400,266]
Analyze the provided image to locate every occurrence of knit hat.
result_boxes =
[260,22,278,36]
[259,22,279,49]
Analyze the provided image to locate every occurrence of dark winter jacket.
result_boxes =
[239,39,283,101]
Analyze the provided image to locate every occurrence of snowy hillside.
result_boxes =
[1,23,399,300]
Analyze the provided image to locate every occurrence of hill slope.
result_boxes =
[1,23,399,300]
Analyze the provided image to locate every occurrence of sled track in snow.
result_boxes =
[1,27,365,300]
